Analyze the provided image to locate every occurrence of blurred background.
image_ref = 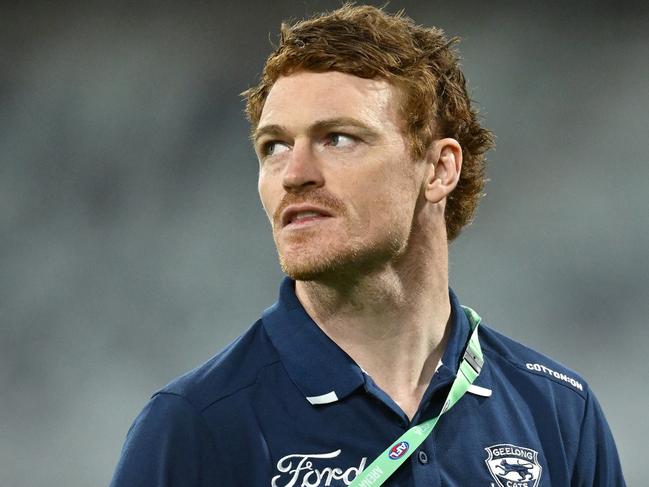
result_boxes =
[1,1,647,485]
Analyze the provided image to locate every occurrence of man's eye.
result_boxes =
[326,133,356,148]
[262,141,290,157]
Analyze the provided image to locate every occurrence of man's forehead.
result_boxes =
[258,70,400,130]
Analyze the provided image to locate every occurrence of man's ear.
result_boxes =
[424,138,463,204]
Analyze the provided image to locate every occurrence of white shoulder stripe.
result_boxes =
[467,384,492,397]
[306,391,339,405]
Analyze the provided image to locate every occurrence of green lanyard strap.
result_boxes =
[349,306,484,487]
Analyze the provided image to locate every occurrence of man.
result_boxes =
[111,5,625,486]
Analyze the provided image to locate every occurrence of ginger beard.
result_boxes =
[271,188,412,282]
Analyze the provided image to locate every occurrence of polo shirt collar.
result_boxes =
[439,288,470,374]
[262,278,365,404]
[262,278,486,406]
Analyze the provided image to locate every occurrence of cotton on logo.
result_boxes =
[388,441,409,460]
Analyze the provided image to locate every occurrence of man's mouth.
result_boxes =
[281,205,333,228]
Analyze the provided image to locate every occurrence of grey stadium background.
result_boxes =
[1,1,647,485]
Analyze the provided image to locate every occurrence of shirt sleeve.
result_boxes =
[572,388,625,486]
[110,392,220,487]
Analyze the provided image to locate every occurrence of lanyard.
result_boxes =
[349,306,484,487]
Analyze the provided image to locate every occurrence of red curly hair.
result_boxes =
[243,4,494,240]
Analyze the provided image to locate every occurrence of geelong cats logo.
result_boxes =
[484,443,542,487]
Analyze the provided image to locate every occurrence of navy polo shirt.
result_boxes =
[111,278,625,486]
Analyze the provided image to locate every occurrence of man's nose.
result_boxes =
[282,140,324,192]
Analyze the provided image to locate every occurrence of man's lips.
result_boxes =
[280,204,333,228]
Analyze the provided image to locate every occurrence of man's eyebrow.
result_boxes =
[252,124,285,143]
[310,117,377,135]
[252,117,378,143]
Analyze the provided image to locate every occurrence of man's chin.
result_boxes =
[276,236,404,283]
[279,257,338,282]
[278,248,391,283]
[277,246,355,282]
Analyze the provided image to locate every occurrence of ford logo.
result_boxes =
[388,441,409,460]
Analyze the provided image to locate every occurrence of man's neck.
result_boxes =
[295,240,451,420]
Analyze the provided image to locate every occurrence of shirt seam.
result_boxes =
[571,387,591,483]
[196,358,283,412]
[151,391,221,459]
[155,358,283,468]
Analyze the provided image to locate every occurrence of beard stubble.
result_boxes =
[272,189,405,282]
